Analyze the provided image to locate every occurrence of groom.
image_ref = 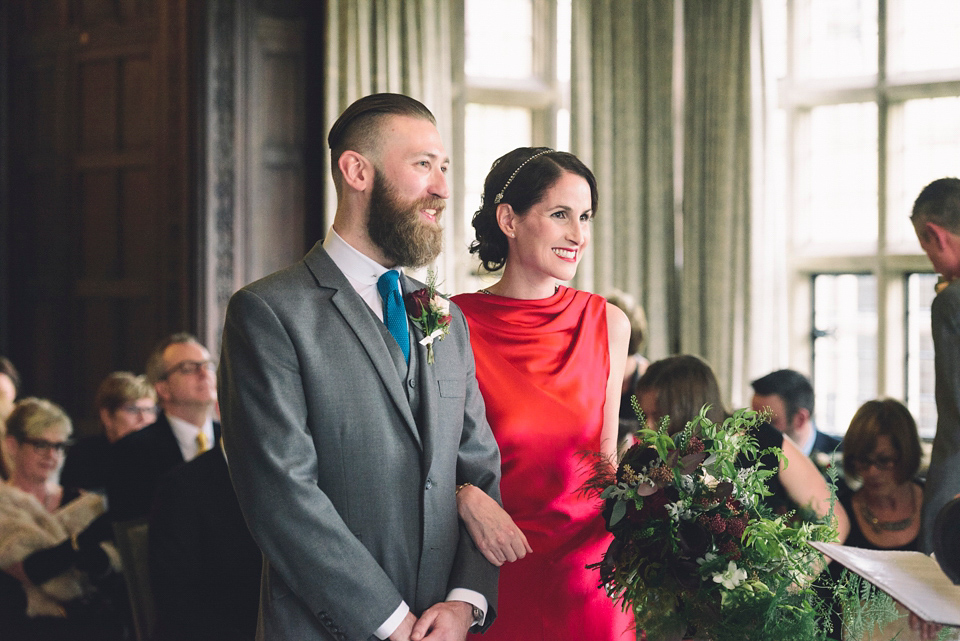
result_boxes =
[219,93,501,641]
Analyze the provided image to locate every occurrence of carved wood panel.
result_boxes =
[6,0,190,433]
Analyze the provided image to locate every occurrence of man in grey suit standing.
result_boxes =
[219,93,502,641]
[912,176,960,554]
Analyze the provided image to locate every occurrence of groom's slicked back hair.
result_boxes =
[327,93,436,194]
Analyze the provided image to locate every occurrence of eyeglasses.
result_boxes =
[21,437,69,454]
[853,455,898,471]
[161,359,216,379]
[120,405,159,417]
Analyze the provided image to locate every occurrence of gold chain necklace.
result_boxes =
[858,488,916,534]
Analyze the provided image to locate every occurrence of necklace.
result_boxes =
[478,284,560,297]
[858,488,916,534]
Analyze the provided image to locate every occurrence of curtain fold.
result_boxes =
[572,0,754,401]
[571,0,676,360]
[324,0,456,282]
[681,0,753,399]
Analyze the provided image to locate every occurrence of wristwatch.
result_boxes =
[470,605,484,628]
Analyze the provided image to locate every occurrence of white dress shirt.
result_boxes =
[165,412,216,462]
[322,228,487,637]
[323,227,397,321]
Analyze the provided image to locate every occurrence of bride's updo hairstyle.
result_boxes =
[469,147,598,272]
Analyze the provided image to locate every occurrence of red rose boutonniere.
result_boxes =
[405,269,452,365]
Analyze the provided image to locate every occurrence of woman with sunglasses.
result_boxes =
[0,398,125,640]
[840,399,925,551]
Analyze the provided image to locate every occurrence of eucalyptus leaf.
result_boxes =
[610,499,626,526]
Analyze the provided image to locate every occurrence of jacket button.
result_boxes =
[425,478,433,490]
[408,378,416,388]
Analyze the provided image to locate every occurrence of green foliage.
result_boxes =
[834,571,954,641]
[589,406,839,641]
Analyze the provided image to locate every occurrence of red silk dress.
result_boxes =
[453,287,634,641]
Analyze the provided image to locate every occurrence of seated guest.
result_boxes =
[839,399,924,551]
[605,290,650,448]
[828,403,930,639]
[107,333,219,521]
[750,369,843,472]
[0,356,22,479]
[0,398,126,641]
[149,443,261,641]
[636,355,849,539]
[60,372,157,492]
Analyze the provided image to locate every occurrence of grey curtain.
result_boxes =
[570,0,677,360]
[571,0,754,399]
[324,0,457,280]
[680,0,753,397]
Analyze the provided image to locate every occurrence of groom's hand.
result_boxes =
[388,612,418,641]
[409,600,472,641]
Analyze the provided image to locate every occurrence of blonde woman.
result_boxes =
[1,398,124,641]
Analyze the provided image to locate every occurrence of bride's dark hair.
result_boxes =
[469,147,598,273]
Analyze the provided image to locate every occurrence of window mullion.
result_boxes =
[877,0,889,396]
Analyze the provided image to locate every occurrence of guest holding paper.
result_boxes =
[827,399,945,641]
[452,147,634,640]
[840,399,924,552]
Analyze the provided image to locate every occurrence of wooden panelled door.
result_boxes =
[6,0,191,433]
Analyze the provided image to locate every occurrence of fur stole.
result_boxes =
[0,483,118,617]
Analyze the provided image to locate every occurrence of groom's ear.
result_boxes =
[338,150,374,192]
[496,203,518,238]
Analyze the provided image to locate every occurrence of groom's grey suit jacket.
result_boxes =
[218,243,501,640]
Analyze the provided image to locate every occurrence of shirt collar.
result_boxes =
[798,427,816,457]
[165,411,215,460]
[323,227,401,287]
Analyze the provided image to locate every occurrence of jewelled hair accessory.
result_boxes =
[493,148,555,204]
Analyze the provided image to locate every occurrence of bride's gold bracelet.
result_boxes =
[456,482,473,495]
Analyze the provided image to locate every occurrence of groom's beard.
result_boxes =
[367,171,445,268]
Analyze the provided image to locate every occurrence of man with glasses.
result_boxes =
[107,333,220,520]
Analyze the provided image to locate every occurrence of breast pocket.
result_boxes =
[437,378,465,398]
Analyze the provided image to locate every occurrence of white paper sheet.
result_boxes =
[810,541,960,627]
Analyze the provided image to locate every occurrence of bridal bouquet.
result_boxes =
[587,406,839,641]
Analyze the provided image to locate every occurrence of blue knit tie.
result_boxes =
[377,270,409,363]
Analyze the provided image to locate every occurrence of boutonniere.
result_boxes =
[405,269,452,365]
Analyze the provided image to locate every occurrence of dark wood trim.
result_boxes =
[0,1,9,351]
[197,0,242,353]
[303,0,326,247]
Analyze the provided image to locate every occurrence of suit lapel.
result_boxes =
[304,245,421,449]
[403,274,437,471]
[156,413,186,464]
